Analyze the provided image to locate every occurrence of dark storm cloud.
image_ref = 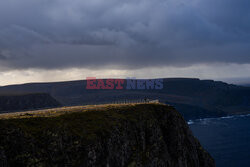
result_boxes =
[0,0,250,70]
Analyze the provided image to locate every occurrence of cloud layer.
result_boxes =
[1,63,250,86]
[0,0,250,70]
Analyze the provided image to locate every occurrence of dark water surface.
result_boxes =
[189,114,250,167]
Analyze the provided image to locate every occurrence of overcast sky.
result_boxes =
[0,0,250,85]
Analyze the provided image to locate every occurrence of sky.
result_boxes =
[0,0,250,85]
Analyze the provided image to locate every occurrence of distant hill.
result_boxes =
[242,84,250,87]
[0,93,61,113]
[0,78,250,120]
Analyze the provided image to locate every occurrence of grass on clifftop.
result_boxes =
[0,103,172,142]
[0,103,163,119]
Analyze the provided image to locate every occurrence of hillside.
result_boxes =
[0,103,215,167]
[242,84,250,87]
[0,93,61,113]
[0,78,250,119]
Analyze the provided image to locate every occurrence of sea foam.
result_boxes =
[187,113,250,125]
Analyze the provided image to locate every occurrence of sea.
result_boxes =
[188,114,250,167]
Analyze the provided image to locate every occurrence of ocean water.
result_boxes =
[188,114,250,167]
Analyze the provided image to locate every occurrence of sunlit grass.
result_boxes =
[0,102,161,119]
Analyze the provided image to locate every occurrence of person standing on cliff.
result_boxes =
[144,97,149,103]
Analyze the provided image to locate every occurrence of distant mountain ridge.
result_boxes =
[0,93,61,113]
[242,84,250,87]
[0,78,250,120]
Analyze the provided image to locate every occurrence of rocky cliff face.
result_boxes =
[0,93,61,113]
[0,104,215,167]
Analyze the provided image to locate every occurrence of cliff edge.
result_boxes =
[0,104,215,167]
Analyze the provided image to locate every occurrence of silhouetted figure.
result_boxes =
[144,97,149,103]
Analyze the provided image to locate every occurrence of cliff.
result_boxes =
[0,93,61,113]
[0,104,215,167]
